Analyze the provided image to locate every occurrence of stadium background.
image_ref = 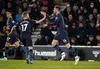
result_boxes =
[0,0,100,60]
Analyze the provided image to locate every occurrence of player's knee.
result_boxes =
[13,42,20,48]
[52,41,57,46]
[5,42,10,46]
[65,43,71,48]
[28,46,33,50]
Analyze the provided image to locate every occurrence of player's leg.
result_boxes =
[26,47,29,64]
[3,42,10,60]
[28,46,33,64]
[3,36,12,60]
[13,41,26,55]
[65,43,80,65]
[52,39,66,61]
[20,38,29,64]
[52,40,63,53]
[11,33,26,55]
[25,37,33,64]
[65,43,77,57]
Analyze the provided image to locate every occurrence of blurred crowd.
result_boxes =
[0,0,100,48]
[62,0,100,46]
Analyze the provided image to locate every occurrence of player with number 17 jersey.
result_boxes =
[16,11,46,64]
[17,19,36,46]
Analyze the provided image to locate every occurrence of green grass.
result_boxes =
[0,60,100,69]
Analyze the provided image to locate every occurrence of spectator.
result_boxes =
[34,35,47,45]
[1,9,6,20]
[63,7,73,18]
[29,1,40,19]
[86,35,97,46]
[92,8,98,21]
[73,4,78,14]
[77,15,85,24]
[15,8,22,22]
[0,15,6,50]
[86,14,95,28]
[96,35,100,46]
[70,37,78,45]
[15,0,22,7]
[89,2,95,13]
[22,2,28,11]
[7,2,14,12]
[0,0,5,13]
[87,22,97,36]
[83,8,89,21]
[74,9,83,21]
[40,26,54,44]
[96,14,100,27]
[77,23,86,45]
[96,26,100,35]
[67,14,76,28]
[47,0,54,15]
[68,23,77,38]
[0,15,6,32]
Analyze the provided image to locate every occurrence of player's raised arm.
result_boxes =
[36,11,46,24]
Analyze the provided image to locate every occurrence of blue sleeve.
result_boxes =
[7,20,16,28]
[15,22,19,27]
[47,16,56,26]
[31,20,36,25]
[48,22,56,26]
[48,17,55,22]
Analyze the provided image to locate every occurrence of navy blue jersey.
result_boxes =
[49,13,66,34]
[6,18,18,44]
[7,18,16,29]
[16,19,36,46]
[6,18,17,34]
[49,13,69,44]
[17,19,36,36]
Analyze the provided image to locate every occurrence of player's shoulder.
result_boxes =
[10,18,16,24]
[19,19,30,23]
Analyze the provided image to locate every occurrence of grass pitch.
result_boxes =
[0,60,100,69]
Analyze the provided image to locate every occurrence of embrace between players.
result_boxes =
[2,5,80,65]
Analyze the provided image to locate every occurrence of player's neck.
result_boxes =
[56,12,60,15]
[23,17,28,20]
[8,16,12,19]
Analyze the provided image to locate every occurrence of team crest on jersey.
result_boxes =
[12,21,15,23]
[55,17,58,20]
[63,39,67,43]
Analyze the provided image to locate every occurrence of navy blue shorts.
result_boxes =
[6,34,18,44]
[54,32,69,44]
[20,35,32,47]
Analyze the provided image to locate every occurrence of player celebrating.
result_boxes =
[3,11,26,61]
[16,11,46,64]
[44,5,80,65]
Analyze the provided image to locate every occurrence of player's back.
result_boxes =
[19,19,35,37]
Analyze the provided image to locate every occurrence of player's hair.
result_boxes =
[6,10,12,14]
[54,5,61,11]
[6,10,13,18]
[22,11,30,19]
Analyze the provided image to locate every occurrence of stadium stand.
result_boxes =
[0,0,100,50]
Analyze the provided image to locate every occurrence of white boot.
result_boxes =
[60,52,66,61]
[75,56,80,65]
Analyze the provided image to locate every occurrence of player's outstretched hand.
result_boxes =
[40,11,46,17]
